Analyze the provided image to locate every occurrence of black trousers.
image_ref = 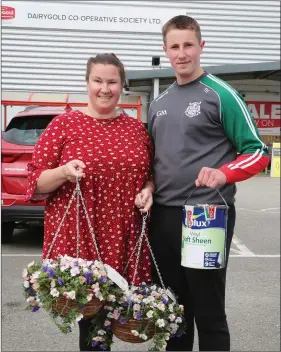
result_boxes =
[78,319,111,351]
[149,203,236,351]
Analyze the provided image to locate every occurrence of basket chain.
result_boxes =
[46,177,101,261]
[124,213,166,290]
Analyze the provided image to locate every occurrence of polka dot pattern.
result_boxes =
[26,110,153,285]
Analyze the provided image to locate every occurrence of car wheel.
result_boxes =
[1,222,15,244]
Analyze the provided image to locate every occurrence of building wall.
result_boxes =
[2,0,280,92]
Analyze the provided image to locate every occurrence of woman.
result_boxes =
[26,53,154,351]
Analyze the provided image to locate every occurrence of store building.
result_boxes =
[1,0,280,144]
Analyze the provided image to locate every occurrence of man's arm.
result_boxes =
[218,90,269,183]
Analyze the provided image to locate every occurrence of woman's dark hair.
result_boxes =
[85,53,125,85]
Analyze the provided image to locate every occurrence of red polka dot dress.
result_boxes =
[26,110,153,285]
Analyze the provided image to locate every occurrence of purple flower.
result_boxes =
[57,277,64,286]
[161,297,169,304]
[99,276,107,283]
[47,268,55,278]
[100,344,108,351]
[32,306,40,312]
[42,265,48,273]
[92,341,100,347]
[119,316,127,325]
[176,332,183,338]
[136,312,143,321]
[84,271,94,284]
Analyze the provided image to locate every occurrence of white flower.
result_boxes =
[150,285,156,291]
[32,282,40,290]
[139,334,148,341]
[168,304,174,313]
[50,279,56,288]
[112,309,120,320]
[78,258,87,267]
[27,261,35,268]
[97,329,106,336]
[87,293,93,302]
[169,314,176,322]
[169,323,179,334]
[70,266,80,276]
[91,283,100,292]
[76,314,83,322]
[22,268,28,279]
[33,271,41,279]
[26,296,35,303]
[23,280,30,288]
[165,333,170,341]
[133,304,141,311]
[79,276,87,284]
[64,291,76,300]
[50,288,60,297]
[175,317,182,324]
[96,291,104,301]
[146,310,154,318]
[179,304,184,312]
[156,319,165,328]
[131,330,139,337]
[108,295,116,302]
[157,303,166,311]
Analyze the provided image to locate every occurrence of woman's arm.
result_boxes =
[35,160,86,194]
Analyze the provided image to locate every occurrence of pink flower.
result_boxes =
[104,320,111,327]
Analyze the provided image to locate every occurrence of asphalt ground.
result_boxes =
[1,176,280,351]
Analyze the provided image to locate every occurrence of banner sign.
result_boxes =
[246,101,280,136]
[1,2,186,33]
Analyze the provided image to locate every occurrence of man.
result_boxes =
[146,15,269,351]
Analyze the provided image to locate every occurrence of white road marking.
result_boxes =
[237,207,280,214]
[230,254,280,258]
[1,253,280,258]
[2,254,42,257]
[232,234,255,256]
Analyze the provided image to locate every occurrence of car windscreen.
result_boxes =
[3,115,56,146]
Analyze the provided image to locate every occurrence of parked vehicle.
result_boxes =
[1,105,72,243]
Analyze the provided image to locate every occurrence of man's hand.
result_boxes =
[135,187,153,213]
[195,167,227,188]
[63,160,86,183]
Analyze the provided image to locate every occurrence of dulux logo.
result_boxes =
[191,219,210,227]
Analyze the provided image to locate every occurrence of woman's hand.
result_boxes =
[63,160,86,183]
[135,187,153,213]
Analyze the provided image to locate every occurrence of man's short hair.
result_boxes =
[162,15,202,43]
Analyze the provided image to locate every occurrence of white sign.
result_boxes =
[2,2,186,33]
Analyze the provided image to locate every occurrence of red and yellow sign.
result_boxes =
[246,101,281,136]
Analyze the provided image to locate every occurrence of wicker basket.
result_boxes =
[53,295,103,320]
[112,319,155,343]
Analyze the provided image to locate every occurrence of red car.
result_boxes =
[1,105,72,243]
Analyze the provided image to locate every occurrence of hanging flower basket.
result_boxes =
[107,282,185,350]
[89,214,187,351]
[53,291,103,319]
[112,318,155,343]
[22,255,121,333]
[22,179,122,333]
